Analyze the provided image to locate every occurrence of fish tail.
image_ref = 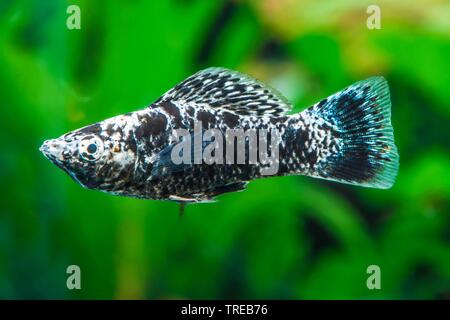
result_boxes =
[302,77,399,189]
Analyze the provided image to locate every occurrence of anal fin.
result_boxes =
[209,181,248,198]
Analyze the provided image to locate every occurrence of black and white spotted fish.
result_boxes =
[40,67,399,205]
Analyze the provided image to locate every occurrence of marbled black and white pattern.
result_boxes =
[40,68,399,203]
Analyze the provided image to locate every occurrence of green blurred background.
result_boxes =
[1,0,449,299]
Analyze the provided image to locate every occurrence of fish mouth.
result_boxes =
[40,139,65,167]
[40,139,91,189]
[40,139,79,183]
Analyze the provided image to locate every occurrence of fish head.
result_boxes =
[40,120,138,192]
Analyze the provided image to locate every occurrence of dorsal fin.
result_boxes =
[154,67,292,117]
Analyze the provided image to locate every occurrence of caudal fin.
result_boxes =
[309,77,399,189]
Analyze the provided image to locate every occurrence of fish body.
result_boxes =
[40,68,399,203]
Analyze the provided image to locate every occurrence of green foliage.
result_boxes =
[0,0,449,299]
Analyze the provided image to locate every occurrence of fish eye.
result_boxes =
[79,136,104,161]
[87,143,97,154]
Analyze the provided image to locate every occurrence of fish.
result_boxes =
[40,67,399,207]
